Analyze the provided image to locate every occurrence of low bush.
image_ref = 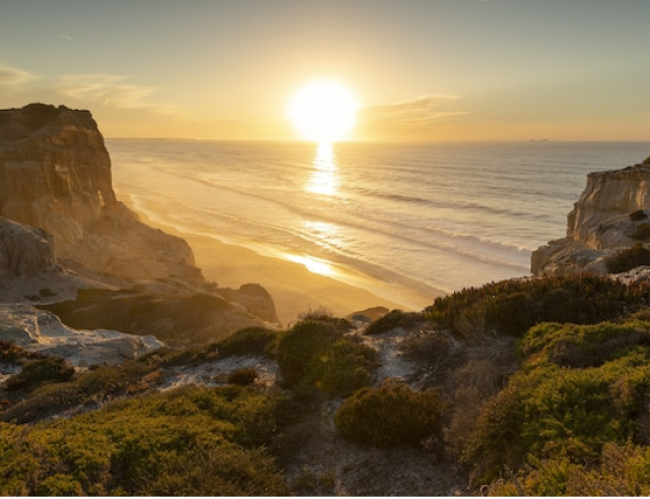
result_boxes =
[335,381,442,447]
[276,320,341,386]
[425,275,649,338]
[606,243,650,273]
[364,309,425,336]
[216,327,280,358]
[0,340,47,363]
[462,319,650,489]
[276,319,376,396]
[1,358,162,424]
[0,385,288,496]
[5,357,74,392]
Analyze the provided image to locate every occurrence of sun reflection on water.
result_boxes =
[305,142,338,196]
[285,253,336,277]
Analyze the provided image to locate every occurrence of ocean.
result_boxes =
[107,139,650,305]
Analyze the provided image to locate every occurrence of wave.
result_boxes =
[109,139,650,295]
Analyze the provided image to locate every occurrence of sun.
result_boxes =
[287,80,359,142]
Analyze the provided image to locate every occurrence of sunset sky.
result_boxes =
[1,0,649,141]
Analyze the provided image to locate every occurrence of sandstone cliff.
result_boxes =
[532,157,650,277]
[0,216,55,278]
[0,103,202,285]
[0,104,279,353]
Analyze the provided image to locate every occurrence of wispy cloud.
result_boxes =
[360,94,461,119]
[56,74,157,109]
[357,94,467,139]
[58,34,73,42]
[0,64,34,86]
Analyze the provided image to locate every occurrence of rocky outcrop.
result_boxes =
[0,304,164,366]
[0,216,55,278]
[39,289,274,347]
[532,160,650,277]
[0,103,279,347]
[217,283,279,325]
[0,104,202,285]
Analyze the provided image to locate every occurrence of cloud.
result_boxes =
[0,64,34,86]
[356,94,468,139]
[56,74,158,109]
[360,94,460,119]
[58,34,73,42]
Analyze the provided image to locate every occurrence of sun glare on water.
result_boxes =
[288,80,359,143]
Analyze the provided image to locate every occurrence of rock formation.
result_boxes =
[0,103,279,361]
[0,216,55,278]
[0,103,202,285]
[532,159,650,277]
[0,304,164,366]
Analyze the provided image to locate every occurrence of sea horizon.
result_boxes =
[109,138,650,309]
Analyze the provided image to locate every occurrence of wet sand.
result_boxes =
[119,195,436,325]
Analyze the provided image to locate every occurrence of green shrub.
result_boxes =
[5,357,74,392]
[462,319,650,488]
[489,443,650,496]
[335,381,442,447]
[425,275,649,338]
[276,320,341,386]
[364,309,425,336]
[216,327,280,358]
[606,243,650,273]
[140,442,288,496]
[0,385,288,496]
[276,319,376,396]
[0,340,47,363]
[307,339,375,396]
[2,358,162,424]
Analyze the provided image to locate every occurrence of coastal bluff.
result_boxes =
[0,103,201,285]
[0,103,279,351]
[532,156,650,277]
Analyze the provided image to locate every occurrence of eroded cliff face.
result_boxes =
[532,158,650,277]
[0,104,202,285]
[0,104,116,247]
[0,216,55,278]
[0,104,280,346]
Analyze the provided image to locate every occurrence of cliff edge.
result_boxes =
[532,156,650,277]
[0,103,202,285]
[0,104,279,347]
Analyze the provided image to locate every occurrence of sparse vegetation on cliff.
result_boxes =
[335,380,442,447]
[606,243,650,273]
[276,318,377,397]
[467,319,650,494]
[0,385,288,496]
[6,276,650,495]
[425,275,650,338]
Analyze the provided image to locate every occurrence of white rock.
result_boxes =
[532,162,650,277]
[0,304,164,366]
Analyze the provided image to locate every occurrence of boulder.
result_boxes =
[0,304,164,366]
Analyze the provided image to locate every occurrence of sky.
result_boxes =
[1,0,649,141]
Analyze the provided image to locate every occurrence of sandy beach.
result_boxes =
[119,195,434,326]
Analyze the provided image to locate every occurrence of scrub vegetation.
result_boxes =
[5,275,650,495]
